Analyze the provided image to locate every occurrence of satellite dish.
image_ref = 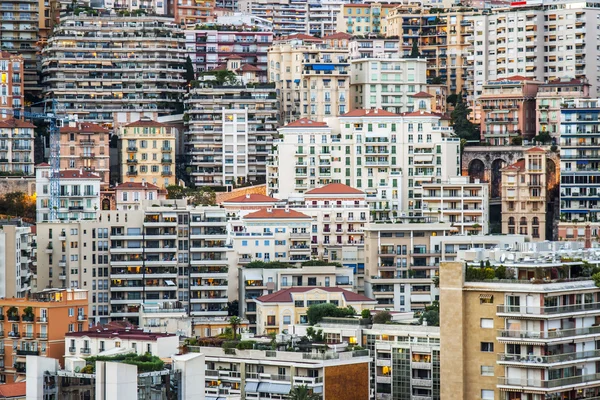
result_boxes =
[74,366,81,373]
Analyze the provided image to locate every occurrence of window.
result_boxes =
[480,318,494,329]
[480,342,494,352]
[481,366,494,376]
[283,315,291,325]
[481,390,494,400]
[68,308,74,317]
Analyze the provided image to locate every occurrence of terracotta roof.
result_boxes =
[114,182,159,190]
[66,328,175,340]
[223,193,278,203]
[322,32,352,40]
[257,287,376,303]
[344,3,394,7]
[58,170,101,179]
[210,63,228,71]
[544,78,590,86]
[0,51,23,60]
[0,118,35,129]
[490,75,534,83]
[305,183,364,195]
[244,208,311,219]
[526,146,545,153]
[411,91,433,98]
[398,111,440,117]
[36,163,50,167]
[433,112,451,121]
[237,64,262,72]
[341,109,400,117]
[125,119,168,128]
[60,122,108,133]
[0,382,26,398]
[503,159,525,171]
[280,33,322,42]
[284,118,328,128]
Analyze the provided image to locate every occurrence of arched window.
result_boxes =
[520,217,527,226]
[532,217,539,225]
[508,217,515,226]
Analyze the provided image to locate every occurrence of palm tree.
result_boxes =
[287,385,320,400]
[229,316,241,339]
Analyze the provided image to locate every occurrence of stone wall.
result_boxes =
[0,177,36,196]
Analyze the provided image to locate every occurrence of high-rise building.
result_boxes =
[307,0,347,37]
[0,52,24,120]
[118,118,176,189]
[336,3,395,36]
[59,122,110,184]
[184,83,278,188]
[0,224,34,298]
[267,34,350,124]
[0,119,34,175]
[172,0,214,25]
[41,15,186,126]
[238,0,308,36]
[349,37,400,60]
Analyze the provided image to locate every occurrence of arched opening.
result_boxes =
[101,198,111,210]
[491,159,507,198]
[468,159,485,183]
[508,217,515,225]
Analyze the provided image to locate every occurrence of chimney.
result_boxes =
[285,207,290,213]
[374,109,378,114]
[267,208,272,213]
[246,194,250,199]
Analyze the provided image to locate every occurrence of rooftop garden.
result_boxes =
[465,260,600,284]
[245,260,343,269]
[79,353,164,374]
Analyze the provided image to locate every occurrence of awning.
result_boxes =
[563,210,589,214]
[245,382,259,392]
[258,383,271,393]
[479,294,493,300]
[16,357,26,363]
[165,280,176,286]
[269,383,291,395]
[244,270,263,280]
[312,64,335,71]
[294,79,300,83]
[162,212,177,218]
[314,386,323,393]
[427,17,436,21]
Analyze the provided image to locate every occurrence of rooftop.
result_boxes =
[223,193,279,203]
[284,118,328,128]
[60,122,108,133]
[114,182,160,190]
[57,170,101,180]
[256,287,376,304]
[411,91,434,98]
[125,118,169,128]
[66,328,176,341]
[0,119,35,129]
[0,382,26,399]
[305,183,364,196]
[244,208,311,219]
[341,109,399,118]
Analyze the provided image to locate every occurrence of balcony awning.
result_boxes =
[294,79,300,83]
[244,270,262,281]
[245,382,259,392]
[268,383,291,394]
[162,212,177,218]
[479,294,493,300]
[165,280,176,286]
[257,383,271,392]
[563,210,588,214]
[312,64,335,71]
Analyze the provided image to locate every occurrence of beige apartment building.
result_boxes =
[118,118,175,189]
[0,52,24,120]
[440,250,600,400]
[268,34,350,124]
[0,119,35,175]
[501,146,547,241]
[172,0,214,25]
[0,224,33,299]
[337,3,395,36]
[59,122,110,184]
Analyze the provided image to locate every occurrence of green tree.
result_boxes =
[372,311,392,324]
[593,271,600,287]
[188,187,216,206]
[214,70,238,85]
[533,131,551,144]
[419,301,439,326]
[184,56,195,85]
[287,385,320,400]
[165,185,187,199]
[511,136,523,145]
[306,303,354,325]
[227,300,239,316]
[0,192,35,220]
[229,316,241,339]
[361,309,371,320]
[408,39,420,58]
[450,97,477,140]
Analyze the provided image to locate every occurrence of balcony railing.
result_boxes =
[498,325,600,340]
[499,373,600,388]
[497,302,600,315]
[80,348,91,355]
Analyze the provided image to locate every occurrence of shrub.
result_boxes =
[372,311,392,324]
[236,341,255,350]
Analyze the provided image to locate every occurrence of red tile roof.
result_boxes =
[503,159,525,171]
[323,32,352,40]
[244,208,311,219]
[411,91,433,98]
[285,118,328,128]
[223,193,278,203]
[36,163,50,167]
[257,287,376,303]
[125,119,168,128]
[490,75,534,82]
[60,122,108,133]
[58,170,101,179]
[341,109,400,117]
[399,111,440,117]
[66,328,176,340]
[114,182,159,190]
[280,34,322,42]
[0,382,26,398]
[227,55,243,59]
[305,183,364,195]
[526,146,545,153]
[0,118,35,129]
[237,64,262,72]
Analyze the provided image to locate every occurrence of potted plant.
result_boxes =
[7,307,19,321]
[22,307,34,322]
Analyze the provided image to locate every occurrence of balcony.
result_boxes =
[498,325,600,341]
[16,349,39,356]
[68,347,76,354]
[498,373,600,389]
[127,146,138,152]
[80,348,91,355]
[80,153,95,159]
[497,302,600,317]
[127,170,138,176]
[126,159,138,164]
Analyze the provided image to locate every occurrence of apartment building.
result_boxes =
[0,2,39,94]
[216,13,274,32]
[41,15,186,125]
[349,37,399,60]
[189,344,371,399]
[59,122,110,184]
[185,28,273,81]
[238,0,308,36]
[479,76,543,145]
[114,182,165,211]
[107,0,168,15]
[307,0,347,37]
[65,328,178,358]
[35,165,101,223]
[536,77,590,139]
[0,119,34,175]
[118,118,175,188]
[172,0,214,25]
[501,147,547,241]
[240,265,355,333]
[363,221,455,311]
[267,35,350,124]
[0,52,24,120]
[349,57,430,114]
[385,6,474,96]
[559,98,600,239]
[440,250,600,400]
[0,224,33,298]
[35,202,233,325]
[471,3,600,99]
[336,3,395,36]
[429,234,528,262]
[184,83,278,187]
[268,109,460,217]
[0,289,88,383]
[420,177,489,235]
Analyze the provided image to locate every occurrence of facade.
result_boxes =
[349,37,400,60]
[184,83,278,187]
[240,265,355,333]
[216,13,274,32]
[113,182,165,210]
[363,221,455,311]
[0,53,24,120]
[307,0,347,37]
[41,15,186,125]
[59,122,110,184]
[536,78,590,139]
[0,289,88,384]
[501,147,547,241]
[185,28,273,81]
[190,344,371,399]
[336,3,395,36]
[118,118,176,189]
[0,119,34,175]
[34,201,233,326]
[440,251,600,400]
[267,35,350,124]
[421,177,489,235]
[268,110,460,218]
[349,57,430,114]
[0,224,33,299]
[107,0,168,15]
[429,234,528,262]
[172,0,214,25]
[35,165,101,223]
[238,0,308,36]
[559,98,600,239]
[478,76,543,145]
